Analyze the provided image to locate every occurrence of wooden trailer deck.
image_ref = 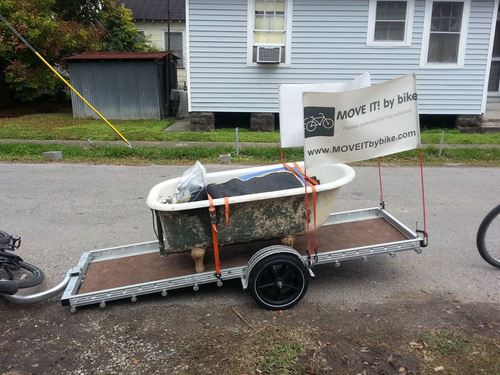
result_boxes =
[79,216,407,294]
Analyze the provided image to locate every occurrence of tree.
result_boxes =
[54,0,103,24]
[0,0,151,102]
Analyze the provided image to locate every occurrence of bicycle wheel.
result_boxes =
[305,120,317,133]
[477,204,500,268]
[0,280,19,295]
[0,260,44,288]
[322,118,334,129]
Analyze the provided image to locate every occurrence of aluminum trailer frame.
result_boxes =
[60,207,426,313]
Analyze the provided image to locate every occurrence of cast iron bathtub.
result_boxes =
[146,162,355,254]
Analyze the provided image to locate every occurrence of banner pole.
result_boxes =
[418,144,427,234]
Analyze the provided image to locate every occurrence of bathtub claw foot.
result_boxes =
[281,235,295,248]
[191,247,206,273]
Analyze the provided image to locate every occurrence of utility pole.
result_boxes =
[167,0,171,52]
[166,0,171,116]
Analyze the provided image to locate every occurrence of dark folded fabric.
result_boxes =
[206,171,303,199]
[188,187,208,202]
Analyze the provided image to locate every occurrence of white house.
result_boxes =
[120,0,187,88]
[186,0,500,129]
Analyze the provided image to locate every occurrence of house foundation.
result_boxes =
[189,112,215,131]
[456,115,482,133]
[250,113,275,132]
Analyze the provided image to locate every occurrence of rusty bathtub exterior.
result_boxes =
[146,162,355,254]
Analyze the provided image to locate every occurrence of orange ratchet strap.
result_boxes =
[281,162,297,177]
[293,163,318,250]
[304,181,312,256]
[207,194,222,277]
[281,162,318,187]
[311,185,318,250]
[281,161,319,254]
[292,162,318,186]
[224,197,230,225]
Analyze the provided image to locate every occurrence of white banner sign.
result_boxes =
[279,72,371,148]
[303,74,420,167]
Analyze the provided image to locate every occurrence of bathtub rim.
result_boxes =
[146,162,355,212]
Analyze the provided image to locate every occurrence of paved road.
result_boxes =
[1,163,499,308]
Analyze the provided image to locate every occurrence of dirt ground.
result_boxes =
[1,288,499,375]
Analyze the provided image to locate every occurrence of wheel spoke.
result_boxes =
[257,282,276,290]
[281,266,294,281]
[282,282,300,291]
[271,265,280,280]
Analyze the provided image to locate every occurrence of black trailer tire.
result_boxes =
[249,253,308,310]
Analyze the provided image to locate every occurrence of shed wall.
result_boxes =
[188,0,495,115]
[69,60,163,120]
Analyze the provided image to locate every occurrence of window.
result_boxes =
[367,0,414,46]
[254,0,286,45]
[164,32,183,68]
[428,2,463,62]
[421,0,470,67]
[137,30,145,36]
[248,0,292,64]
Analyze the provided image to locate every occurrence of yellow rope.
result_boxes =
[35,52,131,148]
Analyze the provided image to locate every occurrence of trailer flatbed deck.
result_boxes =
[61,207,426,312]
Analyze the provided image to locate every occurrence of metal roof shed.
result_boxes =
[66,52,177,120]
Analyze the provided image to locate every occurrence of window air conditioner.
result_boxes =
[256,46,282,64]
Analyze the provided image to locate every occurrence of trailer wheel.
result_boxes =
[249,254,308,310]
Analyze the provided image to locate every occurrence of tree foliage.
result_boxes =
[0,0,151,101]
[99,0,153,52]
[54,0,103,24]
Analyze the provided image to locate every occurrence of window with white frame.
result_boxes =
[255,0,286,44]
[248,0,291,64]
[421,0,470,66]
[367,0,414,46]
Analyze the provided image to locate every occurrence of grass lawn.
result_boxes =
[1,143,499,166]
[0,113,499,144]
[0,114,279,143]
[420,128,500,144]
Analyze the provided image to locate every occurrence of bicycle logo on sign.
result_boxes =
[304,113,335,133]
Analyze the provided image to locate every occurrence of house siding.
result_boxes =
[188,0,495,115]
